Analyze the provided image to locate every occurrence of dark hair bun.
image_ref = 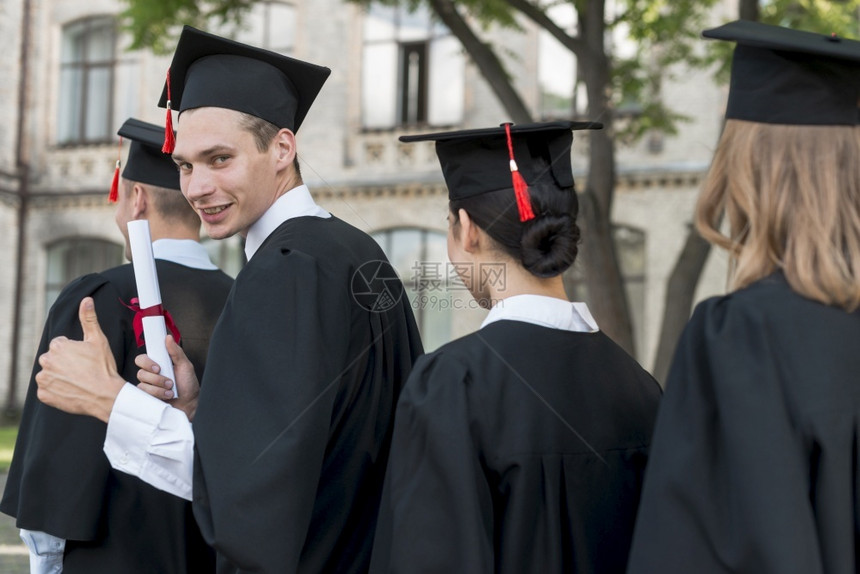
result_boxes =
[520,214,580,277]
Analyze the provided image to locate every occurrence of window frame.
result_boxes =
[44,237,124,312]
[57,16,119,146]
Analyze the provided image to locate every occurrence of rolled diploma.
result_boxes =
[127,220,177,398]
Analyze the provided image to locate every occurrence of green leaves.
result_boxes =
[120,0,256,53]
[119,0,860,139]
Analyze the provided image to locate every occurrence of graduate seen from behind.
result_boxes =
[626,20,860,574]
[33,26,423,573]
[369,122,662,574]
[1,118,233,573]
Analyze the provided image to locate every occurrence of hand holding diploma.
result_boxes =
[135,338,201,421]
[127,220,178,398]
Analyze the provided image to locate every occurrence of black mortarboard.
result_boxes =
[117,118,180,190]
[157,26,331,147]
[400,121,601,221]
[703,20,860,125]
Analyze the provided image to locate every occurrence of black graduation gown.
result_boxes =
[627,273,860,574]
[369,319,662,574]
[1,260,234,573]
[190,216,424,573]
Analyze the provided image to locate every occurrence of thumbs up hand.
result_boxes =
[135,335,201,421]
[36,297,125,422]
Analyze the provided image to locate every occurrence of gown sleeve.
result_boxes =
[626,297,823,574]
[0,274,132,540]
[369,352,495,574]
[190,249,355,571]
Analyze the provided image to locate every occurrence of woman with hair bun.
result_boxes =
[627,21,860,574]
[369,122,662,574]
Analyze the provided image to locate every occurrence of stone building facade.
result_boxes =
[0,0,736,411]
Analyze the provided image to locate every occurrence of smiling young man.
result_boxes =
[33,26,424,573]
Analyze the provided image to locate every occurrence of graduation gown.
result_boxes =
[1,260,234,573]
[369,320,662,574]
[190,216,424,573]
[627,272,860,574]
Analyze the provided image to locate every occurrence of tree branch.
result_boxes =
[427,0,533,122]
[506,0,588,59]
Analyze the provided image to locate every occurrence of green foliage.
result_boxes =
[602,0,718,140]
[118,0,860,139]
[0,425,17,473]
[120,0,256,54]
[708,1,860,83]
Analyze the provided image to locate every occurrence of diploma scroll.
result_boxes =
[127,220,178,398]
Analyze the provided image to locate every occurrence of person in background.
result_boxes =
[32,26,424,573]
[1,117,233,573]
[627,20,860,574]
[369,121,662,573]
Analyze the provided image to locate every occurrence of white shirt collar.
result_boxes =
[244,184,331,260]
[481,294,599,333]
[151,239,217,270]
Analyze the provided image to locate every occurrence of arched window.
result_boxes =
[45,238,124,311]
[372,227,454,351]
[58,16,138,145]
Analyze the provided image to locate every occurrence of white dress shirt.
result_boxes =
[481,294,599,333]
[103,186,329,502]
[21,238,221,573]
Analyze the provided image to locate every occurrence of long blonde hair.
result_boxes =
[696,119,860,311]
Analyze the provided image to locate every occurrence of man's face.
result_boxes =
[172,107,281,240]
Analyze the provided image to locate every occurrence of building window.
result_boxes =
[372,228,453,351]
[538,3,584,120]
[233,0,295,54]
[45,238,124,311]
[58,16,138,145]
[564,225,646,356]
[362,5,464,129]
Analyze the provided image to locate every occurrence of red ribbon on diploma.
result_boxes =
[122,297,181,348]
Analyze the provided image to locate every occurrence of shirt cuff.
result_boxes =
[20,529,64,574]
[104,383,194,501]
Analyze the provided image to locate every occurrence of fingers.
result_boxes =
[134,354,174,396]
[78,297,107,344]
[165,335,189,365]
[137,380,175,400]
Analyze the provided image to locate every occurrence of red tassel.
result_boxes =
[109,160,120,203]
[512,168,534,221]
[504,123,535,222]
[162,69,176,153]
[109,136,122,202]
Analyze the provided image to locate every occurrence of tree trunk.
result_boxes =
[576,190,636,355]
[651,227,712,383]
[428,0,532,123]
[575,0,636,355]
[738,0,759,21]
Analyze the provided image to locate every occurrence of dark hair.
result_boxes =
[450,182,580,278]
[237,112,302,179]
[122,178,201,231]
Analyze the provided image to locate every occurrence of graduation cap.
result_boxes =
[400,121,602,221]
[157,25,331,152]
[703,20,860,125]
[108,118,180,202]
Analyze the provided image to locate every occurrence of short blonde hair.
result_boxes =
[696,119,860,311]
